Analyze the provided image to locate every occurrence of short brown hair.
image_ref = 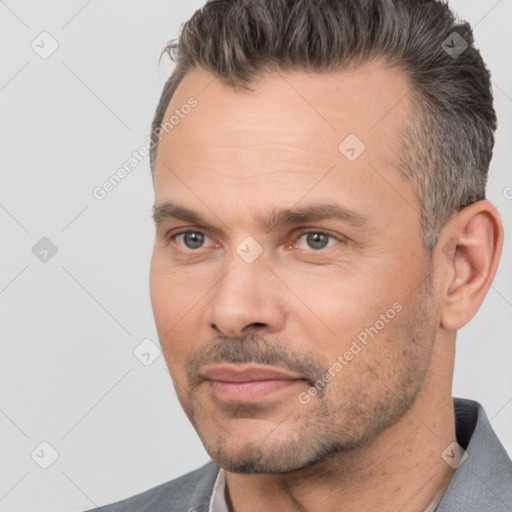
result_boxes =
[150,0,497,251]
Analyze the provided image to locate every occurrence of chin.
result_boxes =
[205,436,346,474]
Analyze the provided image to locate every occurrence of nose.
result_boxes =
[205,250,286,337]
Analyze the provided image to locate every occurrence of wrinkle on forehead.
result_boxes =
[156,60,412,181]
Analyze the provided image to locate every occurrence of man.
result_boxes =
[87,0,512,510]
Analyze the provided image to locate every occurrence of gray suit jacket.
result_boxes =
[85,398,512,511]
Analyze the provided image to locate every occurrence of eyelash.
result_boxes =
[168,229,344,252]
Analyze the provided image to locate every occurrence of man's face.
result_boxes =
[150,63,440,473]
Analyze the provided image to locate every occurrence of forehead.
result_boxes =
[155,61,412,182]
[153,61,417,234]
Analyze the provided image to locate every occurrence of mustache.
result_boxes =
[186,333,326,389]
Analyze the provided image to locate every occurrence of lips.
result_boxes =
[201,364,303,382]
[200,364,306,402]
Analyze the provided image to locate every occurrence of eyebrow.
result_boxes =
[152,201,368,231]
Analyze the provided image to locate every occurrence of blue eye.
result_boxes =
[296,232,338,250]
[175,231,209,249]
[170,230,340,252]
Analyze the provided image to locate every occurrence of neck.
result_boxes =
[224,346,456,512]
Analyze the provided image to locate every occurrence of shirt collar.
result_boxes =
[209,467,229,512]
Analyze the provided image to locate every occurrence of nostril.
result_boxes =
[246,322,266,329]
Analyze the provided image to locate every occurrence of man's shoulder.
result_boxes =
[84,460,220,512]
[437,397,512,511]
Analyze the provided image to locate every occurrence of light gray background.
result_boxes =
[1,1,511,511]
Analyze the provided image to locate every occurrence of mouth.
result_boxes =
[199,363,307,402]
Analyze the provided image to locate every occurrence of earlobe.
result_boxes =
[439,201,503,331]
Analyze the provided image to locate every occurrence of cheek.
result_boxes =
[160,331,193,380]
[150,254,202,325]
[150,262,195,368]
[150,263,224,374]
[287,269,385,330]
[293,274,407,368]
[157,313,203,386]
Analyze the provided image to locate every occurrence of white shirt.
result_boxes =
[208,468,229,512]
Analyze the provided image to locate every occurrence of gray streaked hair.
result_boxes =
[149,0,497,251]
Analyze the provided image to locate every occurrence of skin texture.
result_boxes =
[150,62,503,511]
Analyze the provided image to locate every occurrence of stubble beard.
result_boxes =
[173,265,437,474]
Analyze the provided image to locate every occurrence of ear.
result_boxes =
[438,200,503,331]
